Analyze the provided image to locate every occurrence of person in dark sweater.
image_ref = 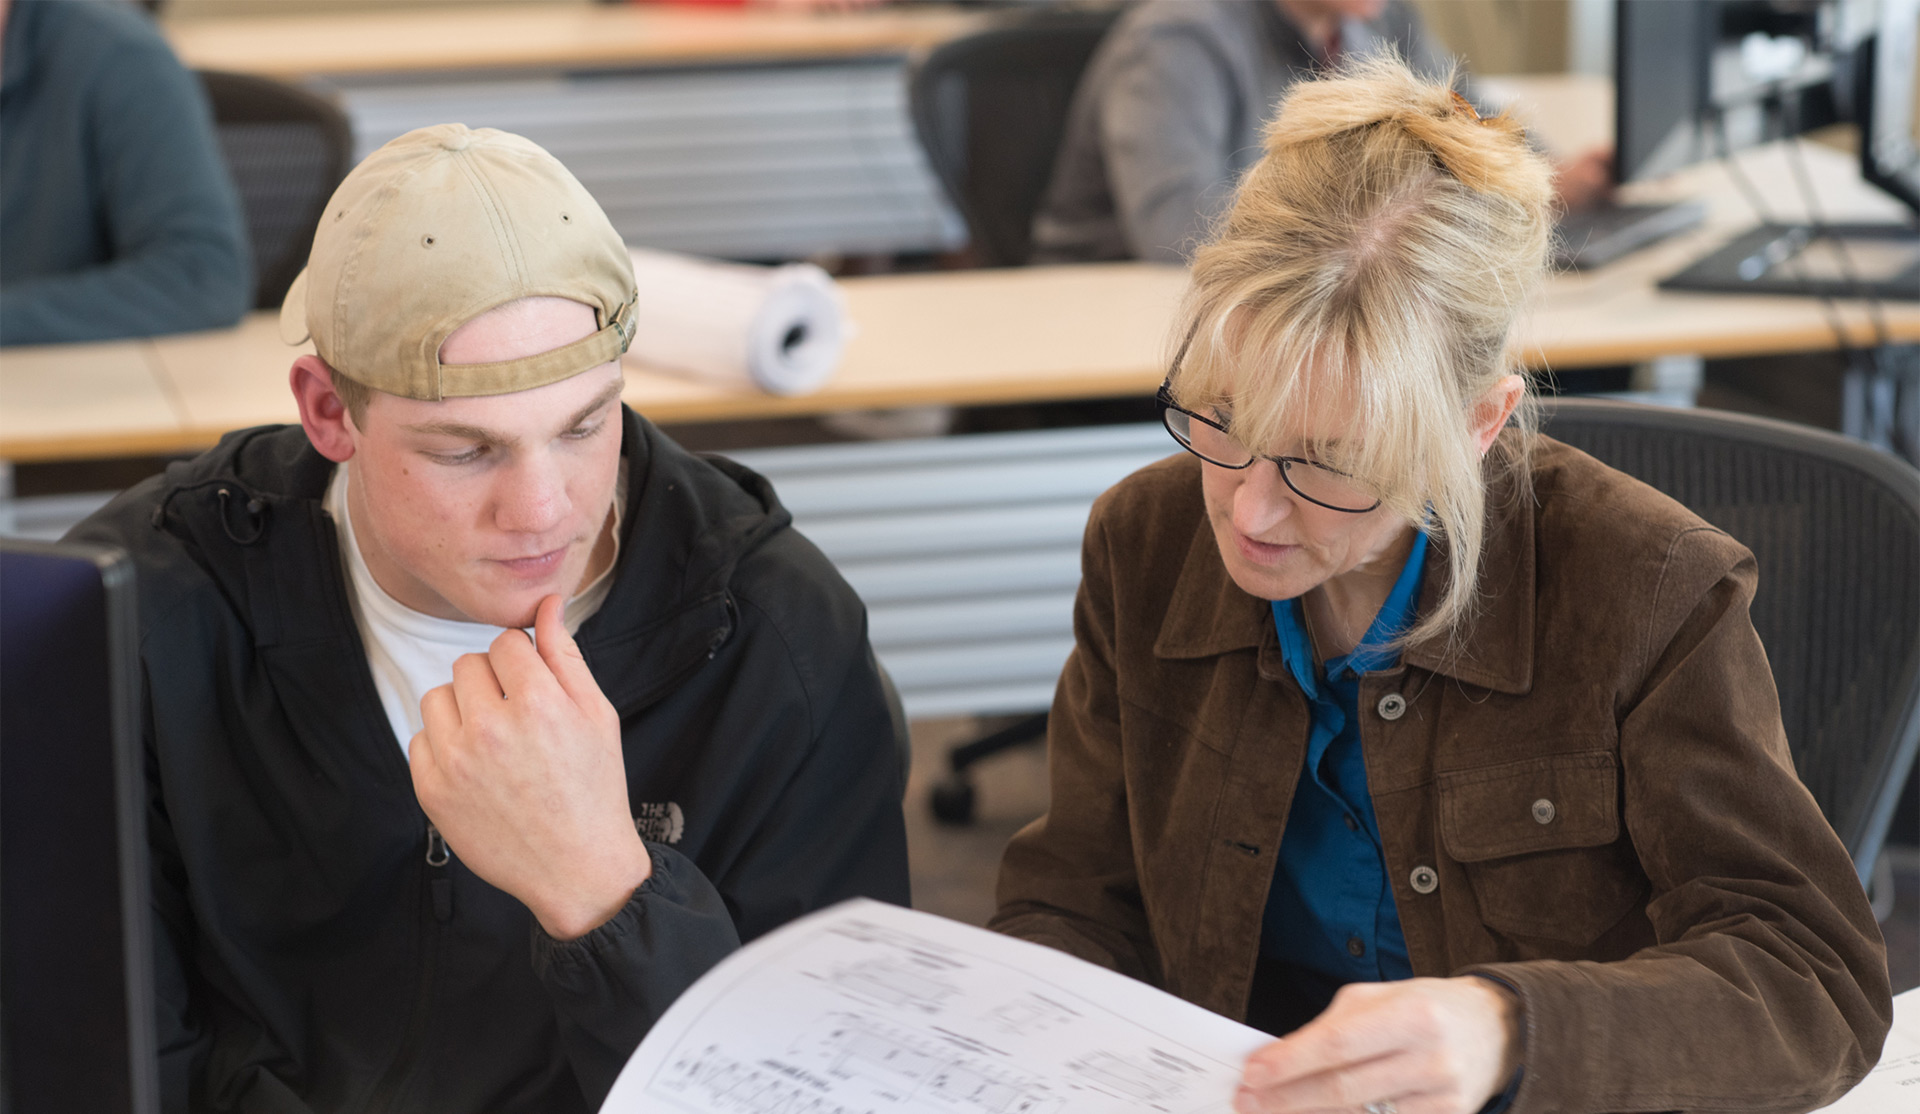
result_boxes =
[0,0,249,345]
[68,123,909,1112]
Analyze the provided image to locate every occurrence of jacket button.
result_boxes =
[1376,692,1407,721]
[1531,798,1557,825]
[1346,936,1366,958]
[1409,865,1438,894]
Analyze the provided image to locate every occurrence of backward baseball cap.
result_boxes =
[280,123,637,400]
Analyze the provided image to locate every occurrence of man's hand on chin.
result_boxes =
[411,594,651,940]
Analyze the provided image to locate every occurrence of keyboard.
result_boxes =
[1554,200,1709,270]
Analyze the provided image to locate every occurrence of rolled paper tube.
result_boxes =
[625,248,850,396]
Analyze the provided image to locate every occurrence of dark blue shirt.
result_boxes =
[0,0,249,344]
[1259,531,1522,1112]
[1259,530,1428,980]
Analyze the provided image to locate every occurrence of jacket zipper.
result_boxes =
[364,822,454,1112]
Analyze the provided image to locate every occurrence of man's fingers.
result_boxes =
[450,650,506,714]
[483,622,547,698]
[530,594,604,710]
[408,726,439,790]
[420,682,462,738]
[476,598,607,719]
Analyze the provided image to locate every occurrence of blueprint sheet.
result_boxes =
[601,899,1270,1114]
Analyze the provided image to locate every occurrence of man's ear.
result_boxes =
[290,355,357,463]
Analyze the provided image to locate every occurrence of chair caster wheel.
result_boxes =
[930,775,976,826]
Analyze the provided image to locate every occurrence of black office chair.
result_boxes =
[908,9,1118,824]
[198,70,354,311]
[907,8,1118,267]
[1542,398,1920,889]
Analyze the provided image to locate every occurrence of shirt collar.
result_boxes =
[1271,530,1430,697]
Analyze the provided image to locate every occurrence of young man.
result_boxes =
[69,124,909,1113]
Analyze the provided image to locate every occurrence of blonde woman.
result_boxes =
[991,57,1890,1114]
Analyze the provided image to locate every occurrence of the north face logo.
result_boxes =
[633,802,684,844]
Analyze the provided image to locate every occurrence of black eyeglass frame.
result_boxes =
[1154,382,1382,514]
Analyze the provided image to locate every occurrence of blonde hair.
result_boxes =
[1170,53,1555,649]
[329,366,373,428]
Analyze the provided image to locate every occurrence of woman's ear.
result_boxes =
[289,356,357,464]
[1472,374,1526,457]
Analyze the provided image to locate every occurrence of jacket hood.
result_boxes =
[141,409,791,713]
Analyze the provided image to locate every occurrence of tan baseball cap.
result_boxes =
[280,123,637,400]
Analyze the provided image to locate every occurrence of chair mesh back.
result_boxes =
[198,72,353,310]
[909,12,1117,266]
[1542,399,1920,876]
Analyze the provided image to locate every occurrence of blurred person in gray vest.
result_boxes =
[1031,0,1611,265]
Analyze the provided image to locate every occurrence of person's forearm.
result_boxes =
[525,823,654,941]
[0,238,248,345]
[534,843,741,1107]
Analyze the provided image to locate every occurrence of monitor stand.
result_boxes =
[1658,221,1920,301]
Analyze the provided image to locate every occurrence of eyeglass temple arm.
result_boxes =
[1163,321,1202,392]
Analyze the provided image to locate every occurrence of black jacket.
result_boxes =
[69,411,911,1113]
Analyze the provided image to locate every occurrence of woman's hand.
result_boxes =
[1234,977,1520,1114]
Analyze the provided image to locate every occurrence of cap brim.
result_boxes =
[279,267,312,346]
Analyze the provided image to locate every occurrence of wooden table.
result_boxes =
[5,77,1917,464]
[164,3,988,78]
[0,264,1188,461]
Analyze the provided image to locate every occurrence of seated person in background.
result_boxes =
[1031,0,1611,265]
[69,124,909,1113]
[994,57,1889,1114]
[0,0,249,345]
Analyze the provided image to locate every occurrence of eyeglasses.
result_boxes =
[1155,382,1382,513]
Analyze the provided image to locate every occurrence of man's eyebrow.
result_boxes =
[402,418,512,446]
[400,380,624,446]
[564,380,625,430]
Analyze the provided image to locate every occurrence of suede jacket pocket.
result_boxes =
[1438,750,1647,946]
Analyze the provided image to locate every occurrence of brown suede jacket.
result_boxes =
[991,435,1891,1113]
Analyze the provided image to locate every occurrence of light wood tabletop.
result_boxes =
[0,338,182,461]
[164,2,988,80]
[4,76,1916,463]
[0,263,1191,461]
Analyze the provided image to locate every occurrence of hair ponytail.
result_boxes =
[1266,55,1549,205]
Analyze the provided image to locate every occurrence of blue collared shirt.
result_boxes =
[1259,529,1429,981]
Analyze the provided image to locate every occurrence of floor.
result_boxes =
[902,717,1920,996]
[903,716,1051,929]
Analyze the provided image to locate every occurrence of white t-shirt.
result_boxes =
[323,461,624,756]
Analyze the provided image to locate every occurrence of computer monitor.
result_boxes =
[1617,0,1845,185]
[0,539,158,1114]
[1859,0,1920,215]
[1574,0,1852,271]
[1616,0,1716,183]
[1620,0,1920,299]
